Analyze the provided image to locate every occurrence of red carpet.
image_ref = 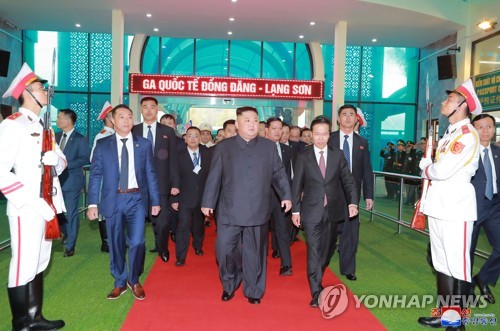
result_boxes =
[122,227,386,331]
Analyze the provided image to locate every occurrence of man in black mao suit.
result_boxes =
[132,97,180,263]
[328,105,374,281]
[171,126,212,266]
[266,117,293,275]
[471,114,500,304]
[202,106,292,305]
[292,116,358,307]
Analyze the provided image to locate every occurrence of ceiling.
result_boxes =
[0,0,475,48]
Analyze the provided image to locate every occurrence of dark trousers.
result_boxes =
[60,189,82,250]
[150,194,171,254]
[269,195,292,267]
[107,192,146,287]
[337,215,360,275]
[470,196,500,286]
[216,223,268,299]
[175,205,205,261]
[302,207,338,296]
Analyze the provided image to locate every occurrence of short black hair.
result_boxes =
[236,106,258,116]
[310,116,331,132]
[111,104,133,117]
[59,108,77,124]
[186,126,201,134]
[160,113,176,124]
[338,104,356,115]
[472,113,496,126]
[282,123,290,129]
[223,119,236,130]
[140,96,158,105]
[266,117,282,128]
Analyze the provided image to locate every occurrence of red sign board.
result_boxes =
[129,74,323,100]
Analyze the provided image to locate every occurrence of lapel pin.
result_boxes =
[31,132,40,137]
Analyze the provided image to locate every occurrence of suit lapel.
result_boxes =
[133,135,141,175]
[307,148,324,179]
[325,147,336,180]
[109,134,119,174]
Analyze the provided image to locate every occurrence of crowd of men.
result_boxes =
[0,63,499,331]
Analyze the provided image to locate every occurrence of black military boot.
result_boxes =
[27,273,65,330]
[98,219,109,253]
[444,279,471,331]
[7,284,31,331]
[418,271,454,328]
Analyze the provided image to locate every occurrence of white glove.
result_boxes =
[42,151,59,166]
[419,157,432,171]
[29,198,56,221]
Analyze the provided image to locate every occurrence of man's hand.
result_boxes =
[281,200,292,213]
[151,206,161,216]
[348,205,358,218]
[87,206,99,221]
[171,202,179,211]
[419,157,432,171]
[365,199,374,210]
[41,151,59,166]
[28,198,55,221]
[291,213,300,227]
[171,188,180,196]
[201,207,213,217]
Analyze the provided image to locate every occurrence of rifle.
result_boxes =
[41,50,61,240]
[411,74,433,231]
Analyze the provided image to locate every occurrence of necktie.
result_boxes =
[192,152,199,167]
[147,125,154,155]
[319,151,327,206]
[484,148,494,200]
[119,138,129,191]
[343,134,350,169]
[60,133,67,151]
[276,142,282,161]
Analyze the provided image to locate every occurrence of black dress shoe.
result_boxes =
[417,316,442,328]
[29,316,65,330]
[61,235,67,245]
[195,249,204,256]
[279,265,292,276]
[474,275,496,304]
[345,273,357,281]
[248,297,261,304]
[272,250,280,258]
[309,291,320,308]
[101,242,109,253]
[170,231,176,243]
[221,291,234,301]
[159,251,169,263]
[63,249,74,257]
[175,260,185,266]
[149,247,158,253]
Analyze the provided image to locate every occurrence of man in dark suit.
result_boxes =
[132,97,180,263]
[471,114,500,304]
[87,104,160,301]
[171,126,212,266]
[55,108,90,257]
[380,142,396,198]
[292,116,358,307]
[328,105,374,281]
[266,117,294,275]
[202,106,292,305]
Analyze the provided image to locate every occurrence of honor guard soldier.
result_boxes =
[0,63,67,330]
[418,79,481,329]
[380,142,396,198]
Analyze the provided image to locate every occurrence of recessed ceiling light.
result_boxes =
[75,23,81,28]
[167,56,171,59]
[310,21,315,26]
[229,17,235,22]
[282,60,286,62]
[299,35,304,39]
[228,31,233,35]
[288,50,292,53]
[154,28,159,32]
[146,13,152,18]
[231,0,237,2]
[372,38,377,42]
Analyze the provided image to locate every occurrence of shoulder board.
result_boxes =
[100,129,107,134]
[7,113,22,120]
[461,125,470,134]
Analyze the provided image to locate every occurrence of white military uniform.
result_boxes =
[422,118,479,282]
[90,126,114,161]
[0,108,67,287]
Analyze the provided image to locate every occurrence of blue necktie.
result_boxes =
[119,138,129,191]
[147,125,154,155]
[192,152,198,167]
[343,135,350,169]
[484,148,494,200]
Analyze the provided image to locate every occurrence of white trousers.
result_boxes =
[8,209,52,287]
[428,217,473,282]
